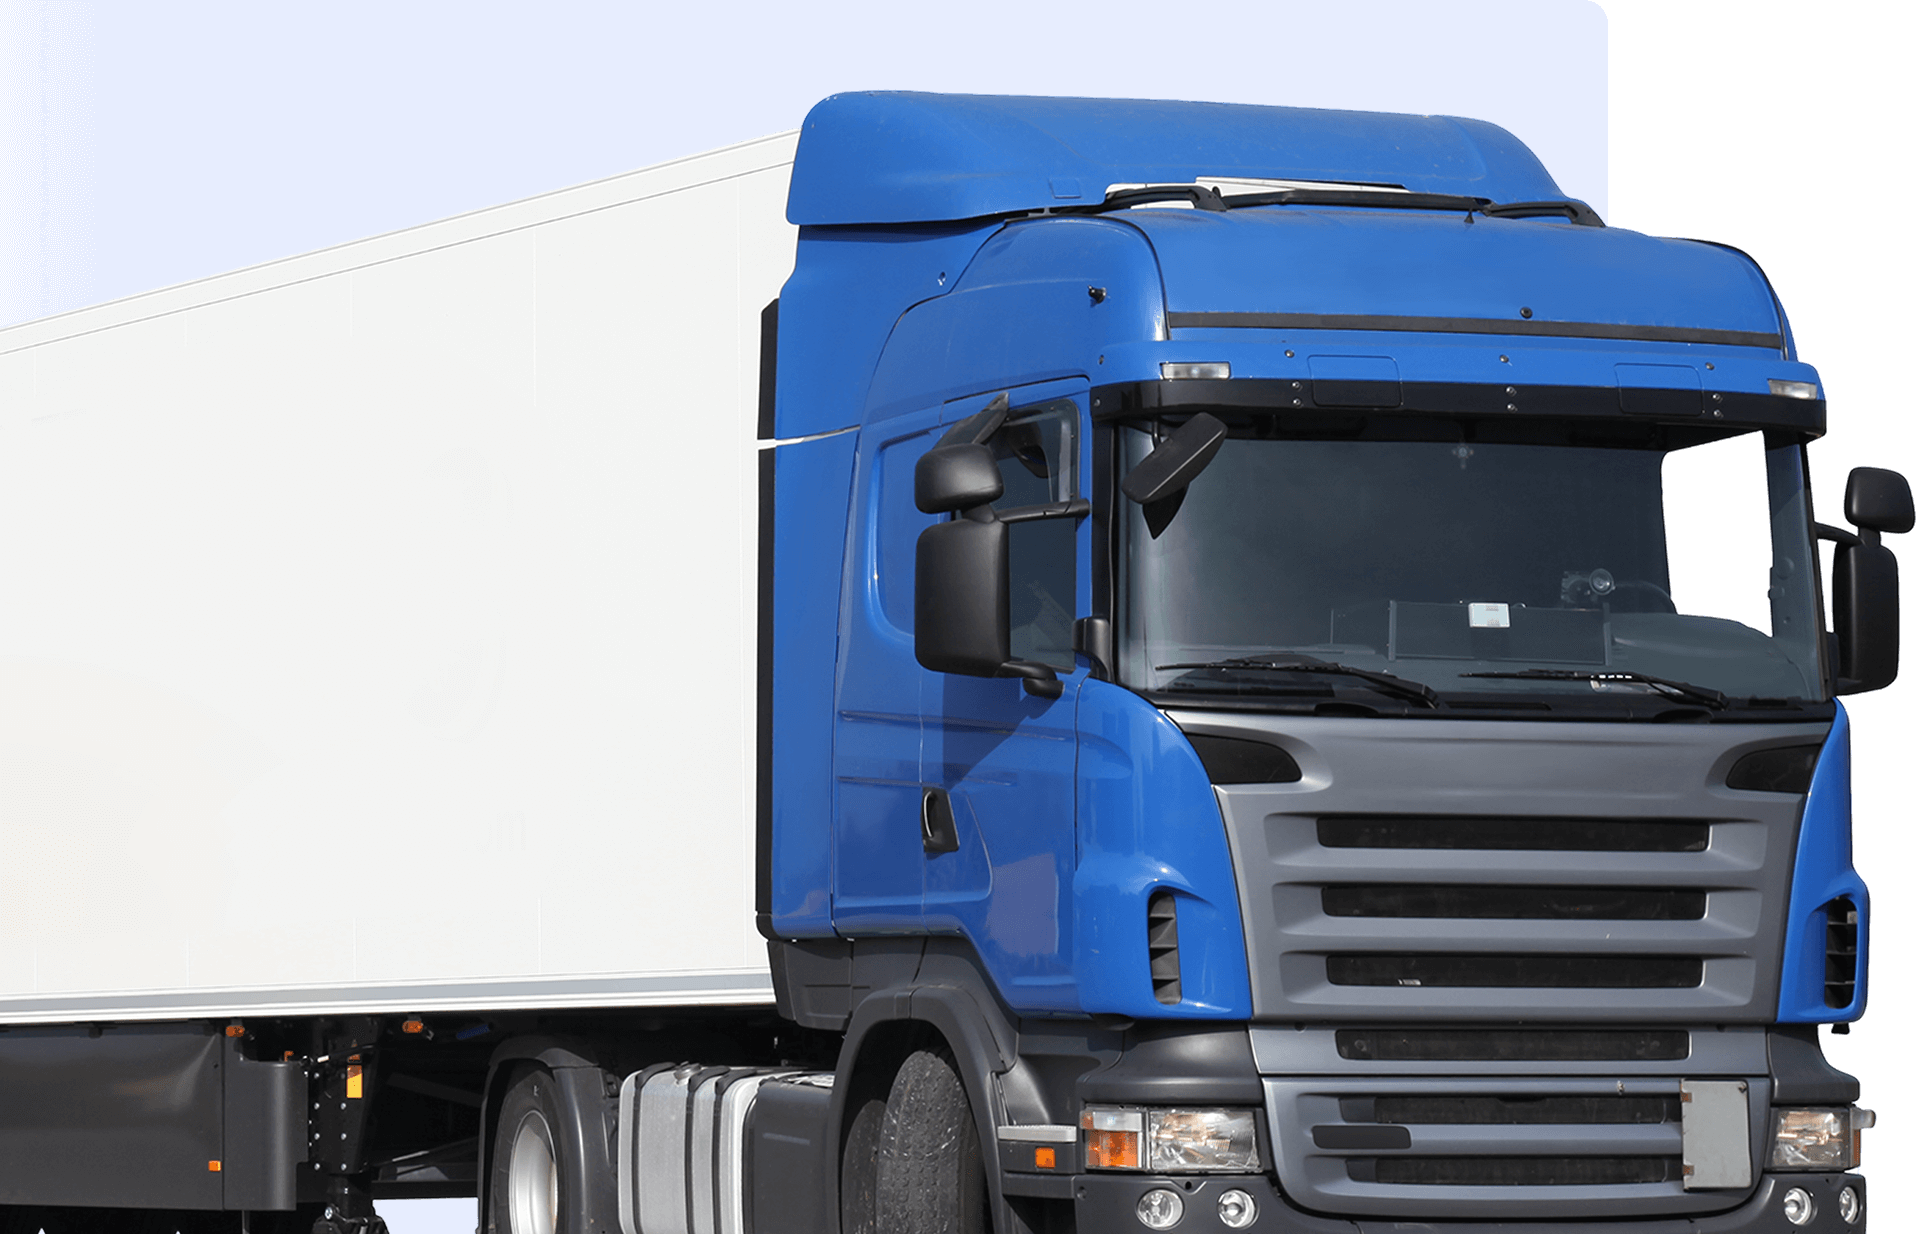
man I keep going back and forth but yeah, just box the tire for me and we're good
[840,1087,886,1234]
[873,1048,990,1234]
[490,1067,566,1234]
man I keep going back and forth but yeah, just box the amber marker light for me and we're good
[207,1161,222,1172]
[224,1024,245,1038]
[402,1018,426,1034]
[1034,1147,1056,1170]
[1081,1108,1143,1169]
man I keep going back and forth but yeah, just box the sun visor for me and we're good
[787,92,1567,226]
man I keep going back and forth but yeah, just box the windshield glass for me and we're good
[1116,414,1824,712]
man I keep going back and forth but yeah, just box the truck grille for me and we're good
[1266,1076,1759,1219]
[1357,1157,1679,1187]
[1321,884,1707,920]
[1192,713,1820,1022]
[1317,815,1709,852]
[1326,953,1702,989]
[1334,1028,1690,1062]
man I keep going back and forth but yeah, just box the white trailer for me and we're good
[0,132,795,1024]
[0,131,819,1234]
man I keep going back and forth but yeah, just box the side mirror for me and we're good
[1122,412,1227,537]
[916,517,1009,674]
[1846,467,1915,535]
[1826,467,1910,693]
[915,443,1002,514]
[911,397,1064,700]
[914,516,1062,698]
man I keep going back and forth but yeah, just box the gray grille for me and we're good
[1265,1073,1770,1220]
[1178,713,1828,1022]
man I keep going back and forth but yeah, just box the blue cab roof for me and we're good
[788,92,1569,226]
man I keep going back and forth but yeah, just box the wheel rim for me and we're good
[507,1111,559,1234]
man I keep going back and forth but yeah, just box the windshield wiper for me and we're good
[1158,655,1439,707]
[1458,669,1727,709]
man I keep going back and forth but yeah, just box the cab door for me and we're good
[921,385,1089,1010]
[830,408,943,933]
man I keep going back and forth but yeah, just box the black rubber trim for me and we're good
[1165,311,1781,350]
[754,447,776,939]
[1089,379,1826,435]
[757,298,779,442]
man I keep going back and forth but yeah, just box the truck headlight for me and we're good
[1081,1106,1261,1172]
[1770,1107,1874,1169]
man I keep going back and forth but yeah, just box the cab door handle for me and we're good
[921,787,960,854]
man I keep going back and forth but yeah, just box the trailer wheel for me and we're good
[874,1047,989,1234]
[491,1067,566,1234]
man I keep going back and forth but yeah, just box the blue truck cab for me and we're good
[761,94,1903,1232]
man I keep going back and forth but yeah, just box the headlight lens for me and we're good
[1082,1105,1260,1172]
[1770,1107,1863,1169]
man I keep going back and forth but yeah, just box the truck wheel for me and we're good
[840,1088,885,1234]
[874,1048,989,1234]
[491,1067,565,1234]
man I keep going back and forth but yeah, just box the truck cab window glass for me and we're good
[1116,417,1823,707]
[997,401,1077,671]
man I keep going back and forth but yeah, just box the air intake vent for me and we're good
[1361,1094,1681,1125]
[1351,1157,1681,1187]
[1326,954,1703,989]
[1335,1028,1689,1063]
[1824,897,1859,1009]
[1317,816,1709,853]
[1321,885,1706,921]
[1148,890,1181,1005]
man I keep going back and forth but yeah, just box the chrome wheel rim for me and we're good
[507,1111,558,1234]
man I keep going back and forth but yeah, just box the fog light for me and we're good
[1782,1187,1815,1226]
[1838,1184,1861,1224]
[1216,1188,1257,1228]
[1136,1188,1184,1229]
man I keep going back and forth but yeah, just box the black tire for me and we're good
[840,1087,886,1234]
[873,1048,990,1234]
[490,1067,567,1234]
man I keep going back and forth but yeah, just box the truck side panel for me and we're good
[0,135,798,1023]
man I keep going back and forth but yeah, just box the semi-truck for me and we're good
[0,92,1898,1234]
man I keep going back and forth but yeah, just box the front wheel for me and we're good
[491,1067,565,1234]
[874,1047,990,1234]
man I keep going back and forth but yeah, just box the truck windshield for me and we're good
[1116,414,1826,712]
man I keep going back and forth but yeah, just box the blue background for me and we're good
[0,4,1883,1222]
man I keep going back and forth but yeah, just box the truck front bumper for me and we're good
[1065,1171,1867,1232]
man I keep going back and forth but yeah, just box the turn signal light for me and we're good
[1082,1108,1143,1168]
